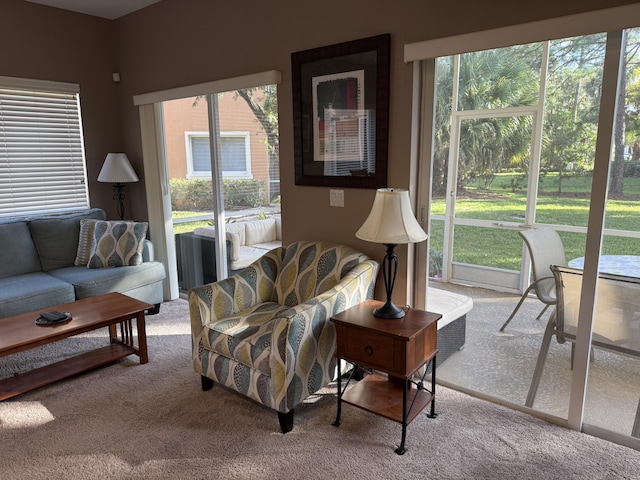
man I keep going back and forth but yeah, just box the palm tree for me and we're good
[433,47,539,195]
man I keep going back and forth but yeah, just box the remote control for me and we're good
[39,311,69,322]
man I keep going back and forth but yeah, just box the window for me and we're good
[0,76,89,218]
[186,132,251,178]
[134,70,282,299]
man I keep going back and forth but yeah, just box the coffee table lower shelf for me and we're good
[0,343,135,401]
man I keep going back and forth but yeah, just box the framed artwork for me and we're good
[292,33,390,188]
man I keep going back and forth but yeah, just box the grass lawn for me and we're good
[171,210,212,235]
[430,172,640,272]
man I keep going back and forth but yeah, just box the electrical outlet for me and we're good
[330,189,344,207]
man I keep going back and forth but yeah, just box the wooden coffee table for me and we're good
[0,292,152,401]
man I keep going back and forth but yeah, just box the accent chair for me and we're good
[188,240,379,433]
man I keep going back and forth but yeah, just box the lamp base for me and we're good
[373,300,406,319]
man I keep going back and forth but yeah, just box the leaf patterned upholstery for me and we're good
[189,240,378,420]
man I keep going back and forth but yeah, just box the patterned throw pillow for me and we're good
[87,221,148,269]
[74,218,99,266]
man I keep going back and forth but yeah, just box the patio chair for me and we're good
[526,265,640,409]
[500,228,566,332]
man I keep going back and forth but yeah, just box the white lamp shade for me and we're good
[97,153,139,184]
[356,188,427,244]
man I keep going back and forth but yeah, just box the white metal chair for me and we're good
[500,228,566,332]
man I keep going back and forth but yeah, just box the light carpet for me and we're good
[1,298,639,480]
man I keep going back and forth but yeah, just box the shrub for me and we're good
[624,161,640,178]
[170,178,267,210]
[429,248,443,278]
[223,179,266,208]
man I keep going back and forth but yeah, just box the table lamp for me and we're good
[356,188,428,319]
[97,153,139,220]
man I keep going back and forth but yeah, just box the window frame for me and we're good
[0,75,89,218]
[185,130,252,179]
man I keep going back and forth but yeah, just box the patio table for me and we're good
[568,255,640,278]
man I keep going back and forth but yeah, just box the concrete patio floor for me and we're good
[431,281,640,438]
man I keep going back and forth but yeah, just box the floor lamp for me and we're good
[97,153,139,220]
[356,188,428,319]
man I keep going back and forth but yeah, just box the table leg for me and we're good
[108,324,118,343]
[332,358,342,427]
[428,354,437,418]
[395,378,408,455]
[135,311,148,364]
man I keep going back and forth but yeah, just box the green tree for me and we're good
[433,47,539,194]
[611,30,640,197]
[542,34,605,193]
[627,65,640,149]
[195,86,278,159]
[235,85,279,159]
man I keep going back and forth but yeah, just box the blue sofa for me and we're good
[0,208,166,318]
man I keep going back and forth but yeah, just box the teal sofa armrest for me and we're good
[142,239,155,262]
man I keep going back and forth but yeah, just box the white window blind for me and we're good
[0,78,89,218]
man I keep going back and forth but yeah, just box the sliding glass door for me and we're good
[134,72,282,300]
[582,27,640,440]
[162,87,280,293]
[418,25,640,445]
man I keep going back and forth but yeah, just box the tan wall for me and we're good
[2,0,639,303]
[113,0,640,302]
[0,0,122,219]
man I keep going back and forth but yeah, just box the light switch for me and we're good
[330,189,344,207]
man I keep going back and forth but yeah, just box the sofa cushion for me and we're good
[193,219,282,269]
[226,232,241,261]
[275,217,282,240]
[49,262,166,299]
[427,287,473,328]
[88,221,148,268]
[0,272,76,318]
[28,208,106,272]
[200,302,289,375]
[74,218,99,266]
[0,221,42,279]
[244,219,277,246]
[230,246,276,271]
[225,223,246,246]
[252,241,281,252]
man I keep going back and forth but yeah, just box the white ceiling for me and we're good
[24,0,163,19]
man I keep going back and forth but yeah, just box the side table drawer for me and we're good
[346,329,394,371]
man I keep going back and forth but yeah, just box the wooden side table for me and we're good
[330,299,441,454]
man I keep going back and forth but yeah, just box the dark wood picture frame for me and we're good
[292,33,390,189]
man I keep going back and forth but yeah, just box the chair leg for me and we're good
[147,303,161,315]
[526,313,556,407]
[201,375,214,391]
[500,284,535,332]
[570,344,596,369]
[535,304,550,320]
[632,398,640,438]
[278,410,294,433]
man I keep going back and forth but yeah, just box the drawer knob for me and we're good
[364,345,374,356]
